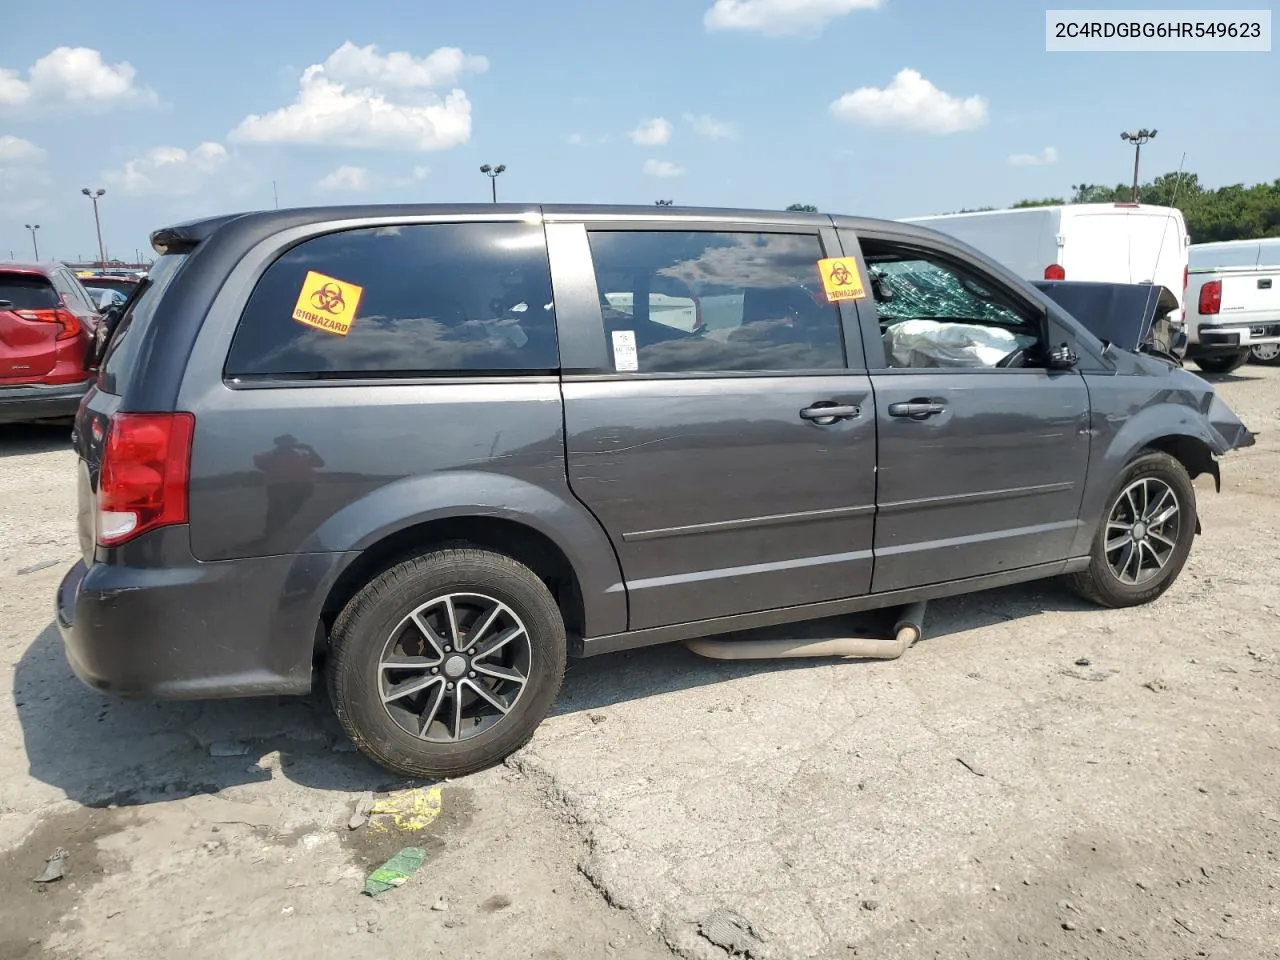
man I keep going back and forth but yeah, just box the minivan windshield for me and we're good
[99,253,188,395]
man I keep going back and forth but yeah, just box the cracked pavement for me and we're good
[2,367,1278,959]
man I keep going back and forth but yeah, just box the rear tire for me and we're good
[1194,350,1249,375]
[1066,451,1197,609]
[327,546,566,779]
[1249,343,1280,365]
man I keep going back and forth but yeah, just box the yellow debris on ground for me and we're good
[368,786,444,833]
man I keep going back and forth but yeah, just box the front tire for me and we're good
[1194,350,1249,375]
[327,546,567,779]
[1067,451,1197,609]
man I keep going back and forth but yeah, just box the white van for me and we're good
[899,203,1191,317]
[1185,237,1280,370]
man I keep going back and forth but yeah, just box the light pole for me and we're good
[81,187,107,267]
[24,224,40,260]
[479,164,506,203]
[1119,129,1157,203]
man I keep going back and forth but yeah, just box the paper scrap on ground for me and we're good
[368,785,443,833]
[361,847,427,897]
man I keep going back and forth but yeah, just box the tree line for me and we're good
[953,172,1280,242]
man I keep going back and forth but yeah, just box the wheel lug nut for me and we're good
[444,646,453,653]
[431,667,439,675]
[468,671,476,679]
[446,682,454,690]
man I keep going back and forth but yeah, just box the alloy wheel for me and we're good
[378,593,532,742]
[1104,477,1181,586]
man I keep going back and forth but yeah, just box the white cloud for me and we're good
[0,135,46,164]
[229,42,485,151]
[411,165,430,180]
[643,159,684,178]
[1009,146,1058,167]
[0,47,156,112]
[103,141,228,197]
[704,0,881,36]
[630,117,673,146]
[317,165,371,191]
[829,69,987,134]
[0,136,51,216]
[684,113,737,140]
[321,42,488,88]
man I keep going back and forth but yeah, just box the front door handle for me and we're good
[887,399,947,420]
[799,403,861,424]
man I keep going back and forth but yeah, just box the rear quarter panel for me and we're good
[175,215,628,638]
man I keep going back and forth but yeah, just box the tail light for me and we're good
[1198,279,1222,316]
[1044,264,1066,281]
[14,305,81,340]
[97,413,195,547]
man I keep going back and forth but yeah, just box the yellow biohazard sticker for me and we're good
[817,257,866,302]
[292,270,364,336]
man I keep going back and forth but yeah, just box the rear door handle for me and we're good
[887,399,947,420]
[799,403,861,423]
[1259,278,1273,289]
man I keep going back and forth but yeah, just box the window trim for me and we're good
[549,220,864,379]
[841,230,1055,374]
[220,219,561,383]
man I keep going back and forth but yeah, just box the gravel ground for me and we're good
[1,365,1277,960]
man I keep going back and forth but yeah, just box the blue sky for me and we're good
[2,0,1275,262]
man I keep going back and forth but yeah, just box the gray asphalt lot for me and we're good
[1,365,1277,959]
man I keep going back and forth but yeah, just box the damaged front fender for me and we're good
[1204,392,1257,455]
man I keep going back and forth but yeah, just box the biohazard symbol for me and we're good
[310,282,346,315]
[816,257,866,303]
[292,270,364,336]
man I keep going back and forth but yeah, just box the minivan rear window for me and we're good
[99,253,189,395]
[224,222,558,379]
[0,274,58,310]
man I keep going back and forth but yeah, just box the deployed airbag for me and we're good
[883,320,1037,368]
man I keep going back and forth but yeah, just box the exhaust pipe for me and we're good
[683,601,927,661]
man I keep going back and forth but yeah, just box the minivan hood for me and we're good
[1034,279,1178,354]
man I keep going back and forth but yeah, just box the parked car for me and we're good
[898,203,1191,336]
[1184,237,1280,371]
[1,261,101,424]
[57,205,1254,779]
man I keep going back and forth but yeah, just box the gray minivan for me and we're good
[57,204,1255,779]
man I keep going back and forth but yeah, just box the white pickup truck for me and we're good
[1185,237,1280,373]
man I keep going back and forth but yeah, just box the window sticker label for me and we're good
[817,257,867,302]
[611,329,639,371]
[292,270,364,336]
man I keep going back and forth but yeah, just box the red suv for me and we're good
[0,262,101,424]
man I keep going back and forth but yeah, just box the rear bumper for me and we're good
[1190,322,1280,354]
[56,541,355,699]
[0,379,91,424]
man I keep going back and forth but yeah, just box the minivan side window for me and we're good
[585,230,845,374]
[860,241,1042,370]
[225,222,558,378]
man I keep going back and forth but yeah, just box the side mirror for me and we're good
[1046,342,1079,370]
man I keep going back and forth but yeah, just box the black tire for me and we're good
[1066,451,1197,609]
[1194,351,1249,375]
[327,546,566,779]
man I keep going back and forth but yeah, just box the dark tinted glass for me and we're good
[226,222,558,378]
[100,253,189,395]
[585,230,844,374]
[0,275,58,309]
